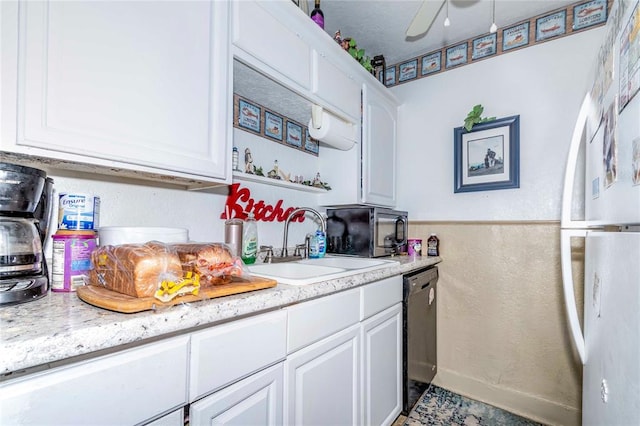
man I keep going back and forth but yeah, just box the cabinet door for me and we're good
[285,324,360,426]
[190,363,284,426]
[4,0,230,181]
[312,50,361,122]
[232,1,311,91]
[361,304,403,426]
[362,83,398,206]
[0,336,189,425]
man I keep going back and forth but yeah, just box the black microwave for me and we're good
[325,207,408,257]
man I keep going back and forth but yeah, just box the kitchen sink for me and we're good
[297,257,394,269]
[247,256,399,285]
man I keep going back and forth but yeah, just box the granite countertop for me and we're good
[0,256,440,378]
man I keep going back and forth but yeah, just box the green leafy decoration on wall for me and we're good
[464,104,496,132]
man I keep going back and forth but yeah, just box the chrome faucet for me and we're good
[281,207,326,258]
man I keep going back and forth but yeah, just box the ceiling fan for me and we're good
[405,0,446,37]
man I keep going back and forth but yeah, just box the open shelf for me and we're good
[233,171,328,193]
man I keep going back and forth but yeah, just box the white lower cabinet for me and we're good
[285,324,361,426]
[0,276,404,426]
[0,336,190,425]
[190,363,284,425]
[283,275,402,426]
[361,304,403,426]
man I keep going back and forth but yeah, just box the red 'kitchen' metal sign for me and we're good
[221,183,305,223]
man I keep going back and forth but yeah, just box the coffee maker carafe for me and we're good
[0,162,53,305]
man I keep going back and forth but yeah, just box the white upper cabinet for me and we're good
[0,1,232,185]
[362,82,398,206]
[232,1,311,92]
[312,50,361,122]
[230,0,399,205]
[231,0,361,125]
[318,81,398,208]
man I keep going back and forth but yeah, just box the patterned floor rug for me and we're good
[404,385,545,426]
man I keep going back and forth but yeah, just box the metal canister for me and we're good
[224,218,243,258]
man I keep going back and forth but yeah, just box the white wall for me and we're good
[393,28,605,221]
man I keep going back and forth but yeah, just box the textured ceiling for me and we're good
[309,0,577,65]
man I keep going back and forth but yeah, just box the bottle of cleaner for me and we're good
[309,229,326,259]
[242,213,258,264]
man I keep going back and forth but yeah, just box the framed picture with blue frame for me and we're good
[454,115,520,193]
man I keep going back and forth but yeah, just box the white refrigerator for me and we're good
[561,0,640,424]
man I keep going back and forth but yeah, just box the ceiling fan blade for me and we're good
[405,0,446,37]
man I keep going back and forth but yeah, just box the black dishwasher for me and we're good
[402,266,438,415]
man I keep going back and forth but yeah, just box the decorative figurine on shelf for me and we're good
[333,30,342,45]
[244,148,254,174]
[267,160,282,180]
[232,147,239,171]
[301,173,331,190]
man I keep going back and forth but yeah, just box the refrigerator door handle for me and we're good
[560,229,586,365]
[561,92,591,229]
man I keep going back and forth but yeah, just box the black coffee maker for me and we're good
[0,162,54,305]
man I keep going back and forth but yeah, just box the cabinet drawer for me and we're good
[313,51,361,121]
[287,287,360,353]
[232,1,311,89]
[189,310,287,401]
[361,275,403,320]
[0,336,189,425]
[190,363,283,425]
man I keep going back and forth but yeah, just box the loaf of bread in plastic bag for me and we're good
[88,242,183,298]
[171,243,243,286]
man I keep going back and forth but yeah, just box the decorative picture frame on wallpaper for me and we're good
[385,66,396,86]
[286,121,303,148]
[502,22,530,51]
[304,129,319,155]
[535,10,566,41]
[264,111,283,141]
[421,51,441,75]
[398,59,418,82]
[238,99,261,133]
[454,115,520,193]
[446,43,468,68]
[472,33,497,60]
[573,0,608,31]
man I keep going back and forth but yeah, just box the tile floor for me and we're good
[395,385,545,426]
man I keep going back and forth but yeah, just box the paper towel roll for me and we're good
[308,110,356,151]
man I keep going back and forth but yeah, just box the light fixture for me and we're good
[489,0,497,33]
[444,0,450,27]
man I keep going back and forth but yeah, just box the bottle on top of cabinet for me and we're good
[310,0,324,29]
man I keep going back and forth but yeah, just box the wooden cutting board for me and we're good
[76,276,277,314]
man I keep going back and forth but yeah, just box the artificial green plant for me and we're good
[347,39,373,73]
[464,104,496,131]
